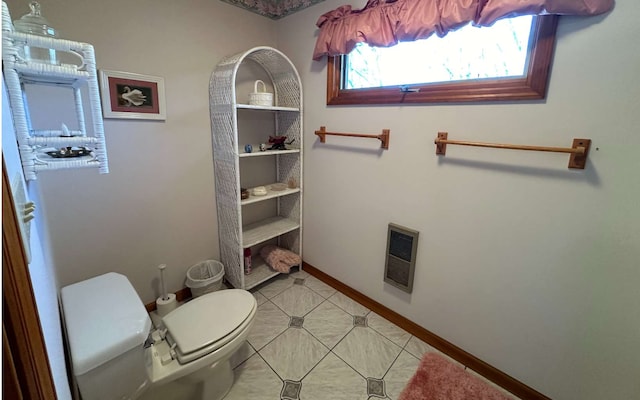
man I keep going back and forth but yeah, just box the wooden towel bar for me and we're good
[315,126,390,149]
[434,132,591,169]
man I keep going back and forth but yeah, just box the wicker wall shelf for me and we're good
[210,46,303,290]
[2,3,108,181]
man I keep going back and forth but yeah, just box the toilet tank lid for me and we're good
[61,272,152,376]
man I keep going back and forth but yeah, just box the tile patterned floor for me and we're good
[223,268,518,400]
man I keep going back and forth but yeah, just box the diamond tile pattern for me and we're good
[289,316,304,328]
[367,377,386,398]
[179,272,519,400]
[259,328,329,381]
[246,301,290,350]
[333,326,402,378]
[281,380,302,400]
[353,315,368,327]
[303,301,353,349]
[271,284,324,316]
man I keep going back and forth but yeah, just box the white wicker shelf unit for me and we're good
[209,46,303,290]
[1,2,108,180]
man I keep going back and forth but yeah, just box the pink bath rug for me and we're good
[398,352,513,400]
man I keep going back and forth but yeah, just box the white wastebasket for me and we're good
[186,260,225,297]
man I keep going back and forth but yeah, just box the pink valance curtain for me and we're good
[313,0,614,60]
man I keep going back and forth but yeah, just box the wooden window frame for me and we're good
[326,15,559,105]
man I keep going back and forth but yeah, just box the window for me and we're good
[327,15,558,105]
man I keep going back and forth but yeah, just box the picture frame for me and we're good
[99,70,166,120]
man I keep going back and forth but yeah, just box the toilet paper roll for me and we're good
[156,293,177,317]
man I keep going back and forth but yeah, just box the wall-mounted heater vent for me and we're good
[384,223,419,293]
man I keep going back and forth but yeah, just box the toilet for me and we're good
[60,272,257,400]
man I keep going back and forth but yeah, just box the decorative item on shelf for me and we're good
[244,144,253,153]
[13,1,59,65]
[259,143,267,151]
[45,147,91,158]
[268,135,295,150]
[252,186,267,196]
[243,248,252,275]
[240,188,249,200]
[46,123,91,158]
[248,80,273,106]
[270,183,287,191]
[59,123,73,137]
[287,177,297,189]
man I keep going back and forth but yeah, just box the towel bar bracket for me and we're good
[436,132,448,155]
[568,138,591,169]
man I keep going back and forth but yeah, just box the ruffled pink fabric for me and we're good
[313,0,614,60]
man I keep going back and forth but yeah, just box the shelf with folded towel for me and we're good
[244,256,280,290]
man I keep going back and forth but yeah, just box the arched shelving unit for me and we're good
[210,46,303,289]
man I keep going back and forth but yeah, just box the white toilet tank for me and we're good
[61,272,153,400]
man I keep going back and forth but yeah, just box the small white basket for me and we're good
[186,260,225,297]
[248,80,273,106]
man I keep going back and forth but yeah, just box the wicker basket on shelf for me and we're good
[248,79,273,106]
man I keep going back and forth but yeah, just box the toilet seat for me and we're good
[162,289,256,364]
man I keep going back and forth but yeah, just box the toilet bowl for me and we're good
[61,272,257,400]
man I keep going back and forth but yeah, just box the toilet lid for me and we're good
[162,289,255,357]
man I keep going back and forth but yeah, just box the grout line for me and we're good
[248,298,293,352]
[366,314,413,350]
[232,342,258,371]
[254,350,286,384]
[381,347,404,380]
[327,346,370,382]
[296,348,333,382]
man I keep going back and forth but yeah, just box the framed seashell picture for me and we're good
[99,70,166,120]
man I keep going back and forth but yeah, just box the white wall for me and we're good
[4,0,278,303]
[276,1,640,399]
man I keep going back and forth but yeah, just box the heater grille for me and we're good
[384,224,418,293]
